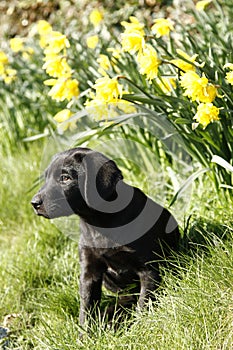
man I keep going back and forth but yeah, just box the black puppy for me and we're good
[31,147,179,325]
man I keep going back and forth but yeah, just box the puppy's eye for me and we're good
[59,174,72,184]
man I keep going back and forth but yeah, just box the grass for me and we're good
[0,142,233,349]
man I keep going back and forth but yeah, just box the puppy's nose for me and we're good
[31,196,43,210]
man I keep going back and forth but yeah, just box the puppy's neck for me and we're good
[78,181,147,228]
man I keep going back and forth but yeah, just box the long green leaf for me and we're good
[169,168,210,207]
[211,155,233,173]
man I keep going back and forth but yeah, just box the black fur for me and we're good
[31,147,180,325]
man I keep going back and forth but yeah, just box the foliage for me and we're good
[0,1,138,153]
[72,0,233,187]
[0,145,233,349]
[1,0,232,189]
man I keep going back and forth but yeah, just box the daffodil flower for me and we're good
[180,71,217,103]
[86,35,99,49]
[113,100,136,114]
[121,16,145,35]
[0,51,9,65]
[151,18,174,38]
[37,20,53,36]
[3,68,17,84]
[225,71,233,85]
[93,76,123,103]
[53,109,78,132]
[171,49,201,72]
[194,103,220,128]
[44,31,70,55]
[44,77,79,101]
[43,54,72,78]
[107,47,122,60]
[85,98,109,120]
[10,38,24,53]
[137,44,161,81]
[89,9,103,27]
[54,109,72,123]
[121,31,145,54]
[223,63,233,85]
[97,54,111,72]
[0,51,8,75]
[196,0,212,11]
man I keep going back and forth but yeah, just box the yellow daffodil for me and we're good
[196,0,212,11]
[137,44,160,81]
[85,90,136,120]
[53,109,73,131]
[114,100,136,114]
[54,109,72,123]
[0,51,8,75]
[107,47,121,60]
[225,71,233,85]
[86,98,135,120]
[37,20,52,36]
[224,63,233,70]
[121,16,145,54]
[97,54,111,71]
[3,68,17,84]
[85,98,109,120]
[89,9,103,27]
[224,63,233,85]
[151,18,174,38]
[121,31,145,54]
[38,27,55,49]
[121,16,145,35]
[180,71,217,103]
[10,38,24,52]
[0,48,18,84]
[0,63,5,75]
[201,84,218,102]
[22,47,34,60]
[43,54,72,78]
[0,51,9,65]
[93,76,123,103]
[44,31,70,54]
[171,49,199,72]
[194,103,220,128]
[54,109,77,132]
[86,35,99,49]
[39,36,49,49]
[44,77,79,101]
[105,105,119,119]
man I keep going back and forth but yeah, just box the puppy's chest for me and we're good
[101,248,139,272]
[80,220,141,271]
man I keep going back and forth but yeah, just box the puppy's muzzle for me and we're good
[31,194,43,211]
[31,194,49,218]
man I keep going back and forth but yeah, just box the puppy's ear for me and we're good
[76,151,123,209]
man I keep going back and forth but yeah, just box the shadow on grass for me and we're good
[180,215,231,254]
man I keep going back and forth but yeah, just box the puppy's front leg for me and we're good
[137,268,161,309]
[79,247,106,326]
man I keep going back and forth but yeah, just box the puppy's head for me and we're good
[31,148,123,219]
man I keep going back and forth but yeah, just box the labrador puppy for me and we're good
[31,147,180,325]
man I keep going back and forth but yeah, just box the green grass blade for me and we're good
[169,168,210,207]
